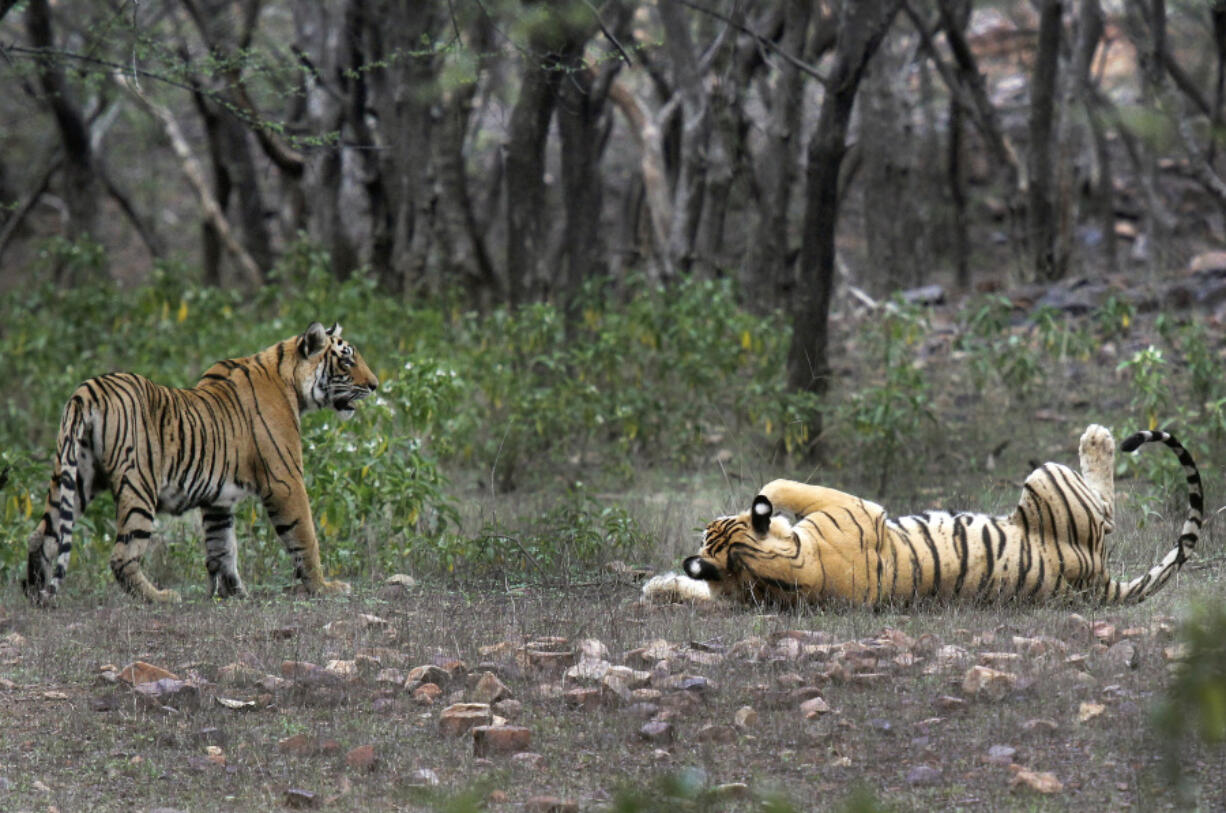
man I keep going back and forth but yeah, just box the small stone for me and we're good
[1091,620,1118,645]
[118,661,177,685]
[962,666,1017,701]
[624,702,660,719]
[412,683,443,705]
[577,639,609,661]
[470,671,510,704]
[986,745,1016,764]
[472,725,532,757]
[1010,767,1063,794]
[404,768,439,787]
[438,702,492,737]
[1104,640,1139,670]
[345,744,378,772]
[492,698,522,719]
[375,668,406,686]
[934,695,966,711]
[1077,702,1105,723]
[510,751,547,771]
[564,687,606,710]
[733,706,758,730]
[132,678,201,711]
[405,665,452,689]
[907,765,942,786]
[639,720,674,744]
[278,733,318,757]
[284,788,320,809]
[800,696,831,717]
[281,661,343,687]
[385,573,417,588]
[204,745,226,766]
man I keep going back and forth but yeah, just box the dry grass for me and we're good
[0,494,1221,812]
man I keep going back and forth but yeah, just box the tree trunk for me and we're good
[26,0,102,283]
[1028,0,1064,282]
[786,0,903,448]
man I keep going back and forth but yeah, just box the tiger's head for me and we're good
[297,321,378,420]
[683,495,806,603]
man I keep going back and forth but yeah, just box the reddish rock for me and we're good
[405,665,452,689]
[345,744,378,772]
[472,725,532,757]
[413,683,443,705]
[439,702,492,737]
[118,661,177,685]
[470,671,511,704]
[278,733,318,757]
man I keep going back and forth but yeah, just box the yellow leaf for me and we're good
[361,465,370,479]
[1121,313,1131,329]
[740,330,752,350]
[176,299,188,323]
[407,507,419,525]
[1148,412,1158,431]
[23,491,33,519]
[765,418,773,436]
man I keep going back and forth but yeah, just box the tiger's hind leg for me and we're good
[201,505,247,598]
[25,448,100,603]
[109,492,180,603]
[1079,424,1116,532]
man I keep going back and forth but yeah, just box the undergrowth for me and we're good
[1,238,1223,593]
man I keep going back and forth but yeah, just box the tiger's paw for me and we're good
[1079,424,1115,468]
[148,588,182,604]
[641,572,715,604]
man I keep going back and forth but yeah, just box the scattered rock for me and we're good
[404,768,439,787]
[278,733,319,757]
[281,661,343,687]
[284,788,320,809]
[132,678,202,711]
[472,725,532,757]
[438,703,492,737]
[906,764,943,786]
[986,745,1016,765]
[1103,640,1139,671]
[405,665,452,690]
[493,698,522,719]
[733,706,758,730]
[518,639,576,675]
[384,573,417,589]
[345,744,378,772]
[961,666,1017,701]
[412,683,443,705]
[217,662,262,687]
[638,720,674,745]
[1010,767,1063,794]
[800,696,831,718]
[470,671,511,704]
[934,695,966,711]
[510,751,547,771]
[1077,702,1105,723]
[118,661,177,686]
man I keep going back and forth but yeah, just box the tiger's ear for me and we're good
[300,322,329,358]
[326,322,342,338]
[751,495,772,535]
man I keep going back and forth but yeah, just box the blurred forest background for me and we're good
[4,0,1226,585]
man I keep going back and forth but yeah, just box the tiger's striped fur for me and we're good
[644,425,1203,607]
[23,322,377,604]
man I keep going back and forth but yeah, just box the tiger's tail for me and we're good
[1101,429,1203,604]
[24,395,87,603]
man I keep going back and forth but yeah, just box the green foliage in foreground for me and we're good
[1155,601,1226,783]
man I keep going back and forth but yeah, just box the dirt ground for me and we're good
[0,538,1221,813]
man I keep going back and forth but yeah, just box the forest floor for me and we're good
[0,500,1221,812]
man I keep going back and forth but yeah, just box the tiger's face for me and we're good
[298,322,378,419]
[683,495,802,600]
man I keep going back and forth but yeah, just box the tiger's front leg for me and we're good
[263,484,350,596]
[201,505,248,598]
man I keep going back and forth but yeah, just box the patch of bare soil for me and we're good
[0,575,1220,811]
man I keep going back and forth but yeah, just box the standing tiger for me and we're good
[23,322,378,604]
[644,425,1204,607]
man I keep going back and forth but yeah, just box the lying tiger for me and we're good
[644,425,1203,607]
